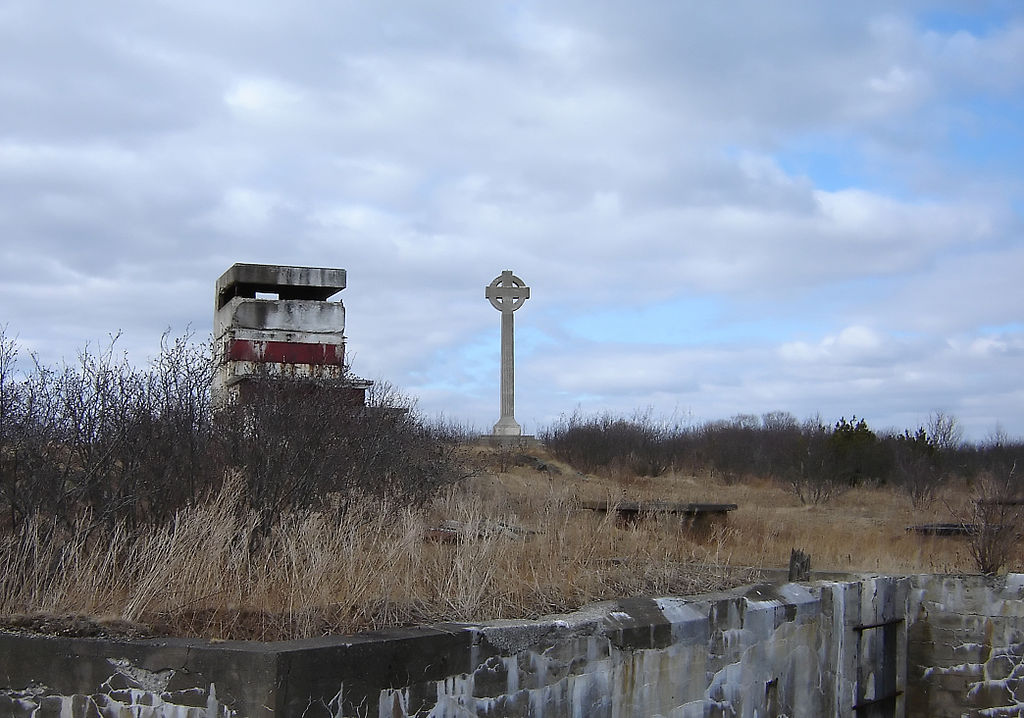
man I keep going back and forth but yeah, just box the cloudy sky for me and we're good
[1,2,1021,440]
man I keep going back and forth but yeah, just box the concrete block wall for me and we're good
[906,573,1024,717]
[4,574,1022,717]
[1,577,916,718]
[381,583,858,718]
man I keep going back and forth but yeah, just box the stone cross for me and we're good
[485,270,530,436]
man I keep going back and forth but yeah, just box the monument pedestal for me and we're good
[492,416,522,436]
[479,433,541,450]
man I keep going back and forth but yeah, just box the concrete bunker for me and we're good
[212,263,371,406]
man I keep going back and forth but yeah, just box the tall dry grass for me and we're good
[545,458,1020,577]
[3,445,1016,642]
[0,473,753,641]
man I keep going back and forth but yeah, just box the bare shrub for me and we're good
[543,409,902,504]
[889,427,942,506]
[0,327,463,546]
[0,325,477,638]
[211,374,466,545]
[541,409,678,478]
[0,330,217,536]
[926,410,963,452]
[699,415,760,484]
[957,429,1024,575]
[0,329,22,528]
[964,466,1021,575]
[785,418,845,504]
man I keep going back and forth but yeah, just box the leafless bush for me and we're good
[543,409,850,501]
[541,410,681,478]
[0,329,21,527]
[543,410,915,504]
[0,330,218,537]
[698,415,760,484]
[926,410,963,452]
[963,465,1021,575]
[888,427,942,506]
[783,418,845,504]
[0,327,464,547]
[213,375,466,544]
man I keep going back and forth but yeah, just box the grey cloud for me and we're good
[0,1,1020,440]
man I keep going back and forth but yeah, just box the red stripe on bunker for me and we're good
[228,340,344,365]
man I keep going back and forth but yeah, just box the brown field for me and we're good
[0,443,1018,641]
[526,450,990,576]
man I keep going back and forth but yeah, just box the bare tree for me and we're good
[926,410,963,452]
[890,428,941,506]
[786,417,844,504]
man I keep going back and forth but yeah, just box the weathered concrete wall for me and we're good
[393,578,908,718]
[220,298,348,341]
[0,576,918,718]
[4,574,1021,717]
[0,624,478,718]
[906,573,1024,717]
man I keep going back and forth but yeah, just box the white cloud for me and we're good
[224,78,303,116]
[779,326,887,364]
[0,1,1021,439]
[867,65,919,95]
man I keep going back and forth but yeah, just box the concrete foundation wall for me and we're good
[1,574,1020,718]
[906,573,1024,717]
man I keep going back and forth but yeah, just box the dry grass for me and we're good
[0,465,749,641]
[720,481,979,574]
[538,452,1010,576]
[1,444,1017,641]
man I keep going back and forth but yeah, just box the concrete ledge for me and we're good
[216,264,347,303]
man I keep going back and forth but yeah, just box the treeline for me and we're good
[542,410,1022,504]
[0,329,464,543]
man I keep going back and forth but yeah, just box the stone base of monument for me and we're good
[479,434,542,450]
[491,417,522,436]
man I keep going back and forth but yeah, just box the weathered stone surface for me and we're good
[907,573,1024,718]
[5,574,1023,718]
[0,634,274,717]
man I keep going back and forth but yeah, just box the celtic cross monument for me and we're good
[485,270,530,436]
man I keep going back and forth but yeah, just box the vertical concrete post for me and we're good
[485,270,530,436]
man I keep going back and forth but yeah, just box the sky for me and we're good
[1,1,1022,441]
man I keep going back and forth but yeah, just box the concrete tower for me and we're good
[212,263,371,405]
